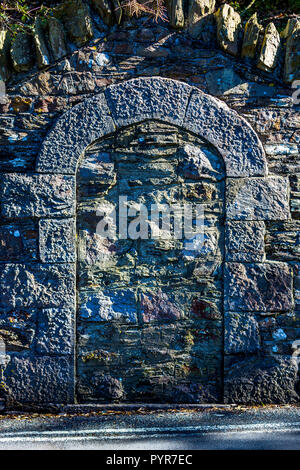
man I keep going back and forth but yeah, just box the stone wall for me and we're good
[0,1,299,407]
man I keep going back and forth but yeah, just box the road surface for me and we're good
[0,406,300,450]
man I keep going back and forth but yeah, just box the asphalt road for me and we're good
[0,406,300,450]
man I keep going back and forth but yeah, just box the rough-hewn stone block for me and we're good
[188,0,216,40]
[36,94,115,174]
[183,89,267,177]
[6,356,74,404]
[0,264,75,309]
[224,356,299,404]
[215,4,241,57]
[226,177,289,220]
[241,13,262,59]
[36,308,75,355]
[1,174,75,218]
[39,218,75,263]
[225,221,265,261]
[284,20,300,83]
[105,77,191,128]
[224,312,260,354]
[224,262,293,312]
[257,23,280,72]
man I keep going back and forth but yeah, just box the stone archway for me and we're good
[2,77,292,405]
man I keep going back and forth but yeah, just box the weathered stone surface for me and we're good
[215,4,241,57]
[168,0,185,29]
[224,262,293,312]
[189,10,215,42]
[224,356,299,404]
[257,23,280,72]
[0,30,11,81]
[0,308,36,351]
[241,13,262,59]
[0,264,75,309]
[10,33,34,73]
[225,221,265,262]
[141,290,182,322]
[226,177,289,220]
[1,174,75,218]
[179,143,224,180]
[36,308,74,355]
[93,0,115,26]
[39,219,75,263]
[0,222,38,262]
[48,17,68,61]
[36,94,115,174]
[284,20,300,83]
[265,221,300,261]
[6,356,74,404]
[105,77,191,128]
[55,0,93,47]
[34,17,51,69]
[188,0,215,37]
[184,88,267,176]
[224,312,260,354]
[205,67,243,96]
[77,151,116,191]
[79,290,137,323]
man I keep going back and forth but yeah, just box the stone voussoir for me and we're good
[105,77,192,128]
[36,93,115,174]
[183,88,267,177]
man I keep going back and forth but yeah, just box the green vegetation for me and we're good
[227,0,300,18]
[0,1,57,35]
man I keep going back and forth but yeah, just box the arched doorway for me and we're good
[76,120,226,403]
[30,76,289,405]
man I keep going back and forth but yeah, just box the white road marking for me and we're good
[0,421,300,442]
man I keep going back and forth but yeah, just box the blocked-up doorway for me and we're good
[76,120,225,403]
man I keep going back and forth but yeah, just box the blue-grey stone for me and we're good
[36,308,75,355]
[1,174,75,218]
[79,289,137,323]
[105,77,191,128]
[226,177,290,220]
[224,262,293,312]
[225,312,260,354]
[225,221,265,262]
[39,218,76,263]
[0,263,75,309]
[183,88,267,176]
[36,94,115,174]
[5,355,74,404]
